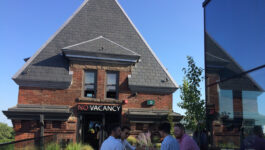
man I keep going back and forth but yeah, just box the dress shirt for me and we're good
[101,136,123,150]
[161,135,180,150]
[119,139,136,150]
[178,134,199,150]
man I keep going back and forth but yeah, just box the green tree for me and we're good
[178,56,205,131]
[167,110,174,135]
[0,122,14,143]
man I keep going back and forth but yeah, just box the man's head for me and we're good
[110,124,121,138]
[174,123,185,139]
[121,126,131,140]
[158,123,171,138]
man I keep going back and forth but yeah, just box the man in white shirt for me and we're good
[100,124,123,150]
[159,123,180,150]
[120,126,136,150]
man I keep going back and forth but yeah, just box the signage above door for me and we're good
[77,104,121,112]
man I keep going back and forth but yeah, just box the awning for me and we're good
[3,104,71,121]
[126,109,182,123]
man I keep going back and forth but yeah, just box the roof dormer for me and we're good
[62,36,140,65]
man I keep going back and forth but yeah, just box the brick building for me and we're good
[3,0,180,148]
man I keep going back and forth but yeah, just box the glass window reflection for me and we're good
[205,0,265,148]
[206,0,265,71]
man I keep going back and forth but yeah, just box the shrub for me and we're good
[0,123,14,143]
[66,143,94,150]
[66,143,82,150]
[46,143,60,150]
[0,144,14,150]
[154,143,161,149]
[22,145,38,150]
[151,135,161,143]
[127,136,137,145]
[81,145,94,150]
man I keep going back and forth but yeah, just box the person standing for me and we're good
[159,123,180,150]
[100,124,123,150]
[174,123,199,150]
[120,126,136,150]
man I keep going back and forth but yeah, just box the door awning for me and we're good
[126,109,182,123]
[3,104,71,121]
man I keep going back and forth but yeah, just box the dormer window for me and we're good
[106,72,118,99]
[84,70,96,98]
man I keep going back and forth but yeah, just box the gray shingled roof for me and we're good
[13,0,178,93]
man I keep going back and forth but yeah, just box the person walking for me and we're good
[100,124,123,150]
[174,123,199,150]
[159,123,180,150]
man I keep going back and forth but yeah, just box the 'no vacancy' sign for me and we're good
[77,104,121,112]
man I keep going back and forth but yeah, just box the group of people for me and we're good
[100,123,200,150]
[159,123,200,150]
[100,124,136,150]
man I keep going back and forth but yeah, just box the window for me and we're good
[106,72,118,99]
[84,71,96,98]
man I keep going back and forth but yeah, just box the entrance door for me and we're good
[80,112,121,149]
[82,114,103,150]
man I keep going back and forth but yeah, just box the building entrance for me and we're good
[82,114,103,149]
[77,104,122,149]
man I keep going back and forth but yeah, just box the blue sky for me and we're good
[0,0,205,126]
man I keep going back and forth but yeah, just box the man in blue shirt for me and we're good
[101,124,123,150]
[119,126,136,150]
[159,123,180,150]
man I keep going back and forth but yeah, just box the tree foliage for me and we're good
[167,110,174,135]
[178,56,205,130]
[0,122,14,143]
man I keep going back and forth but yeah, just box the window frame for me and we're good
[105,71,119,99]
[83,70,97,98]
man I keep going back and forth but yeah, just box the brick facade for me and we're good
[14,62,173,142]
[18,63,172,109]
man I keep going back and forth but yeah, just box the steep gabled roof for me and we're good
[13,0,178,93]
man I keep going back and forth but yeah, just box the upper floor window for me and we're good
[106,72,118,99]
[84,70,96,98]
